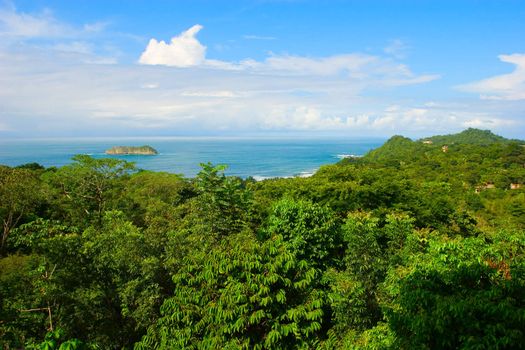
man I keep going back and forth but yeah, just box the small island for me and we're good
[105,145,158,155]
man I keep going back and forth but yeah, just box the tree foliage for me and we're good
[137,232,329,349]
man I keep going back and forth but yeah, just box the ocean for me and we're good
[0,137,384,179]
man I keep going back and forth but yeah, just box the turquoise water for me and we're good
[0,137,384,178]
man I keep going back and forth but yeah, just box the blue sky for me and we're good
[0,0,524,138]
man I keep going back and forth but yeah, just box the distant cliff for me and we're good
[105,145,158,155]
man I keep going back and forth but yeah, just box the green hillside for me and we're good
[421,128,512,146]
[364,135,418,163]
[361,128,523,168]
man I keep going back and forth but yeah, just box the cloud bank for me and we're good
[0,14,523,138]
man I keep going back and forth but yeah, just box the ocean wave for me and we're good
[252,175,271,181]
[252,175,294,181]
[252,169,316,181]
[335,154,362,159]
[296,171,315,178]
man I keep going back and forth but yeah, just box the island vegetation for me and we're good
[105,145,158,155]
[1,128,524,349]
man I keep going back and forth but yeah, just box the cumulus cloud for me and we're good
[139,24,206,67]
[459,54,525,100]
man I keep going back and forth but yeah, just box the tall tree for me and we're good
[0,166,42,253]
[48,155,135,226]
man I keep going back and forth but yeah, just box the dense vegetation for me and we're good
[1,128,524,349]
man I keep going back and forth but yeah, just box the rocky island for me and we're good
[105,145,158,155]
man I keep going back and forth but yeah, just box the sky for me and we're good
[0,0,524,139]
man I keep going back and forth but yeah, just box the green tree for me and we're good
[82,211,169,335]
[0,254,45,347]
[25,328,96,350]
[263,199,341,269]
[5,214,160,349]
[189,163,252,236]
[0,166,43,253]
[386,230,525,349]
[47,155,135,226]
[339,213,414,329]
[136,232,329,349]
[122,171,194,228]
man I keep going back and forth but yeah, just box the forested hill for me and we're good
[1,129,524,349]
[363,128,524,166]
[422,127,514,146]
[363,135,417,162]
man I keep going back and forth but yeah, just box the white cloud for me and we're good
[141,83,159,89]
[0,121,9,131]
[138,25,439,89]
[139,24,206,67]
[0,4,120,65]
[83,56,118,65]
[181,90,240,98]
[261,104,521,135]
[462,117,516,128]
[0,5,69,38]
[256,104,472,133]
[83,21,108,33]
[53,41,92,54]
[459,54,525,100]
[262,54,377,76]
[0,4,114,41]
[364,104,523,136]
[260,107,374,131]
[384,39,409,59]
[261,107,326,130]
[243,34,276,40]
